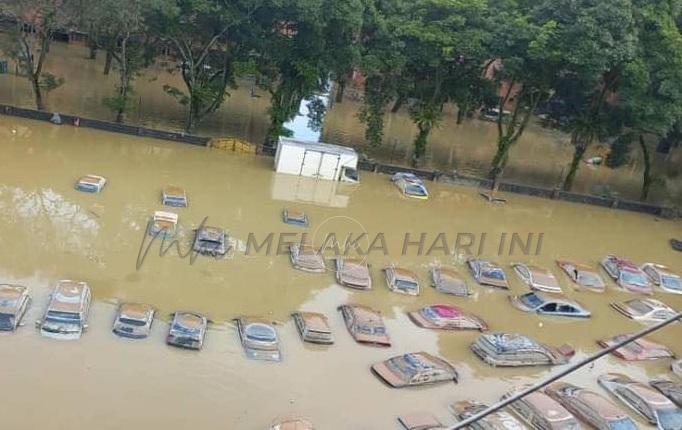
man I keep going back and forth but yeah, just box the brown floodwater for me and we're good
[0,115,681,429]
[0,38,680,206]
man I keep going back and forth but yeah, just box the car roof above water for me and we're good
[48,281,89,313]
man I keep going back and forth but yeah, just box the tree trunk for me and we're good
[562,133,587,191]
[335,78,345,104]
[185,99,195,133]
[391,95,405,113]
[412,124,431,166]
[639,134,652,201]
[31,74,44,110]
[489,137,511,180]
[104,48,113,75]
[88,42,97,60]
[456,107,466,124]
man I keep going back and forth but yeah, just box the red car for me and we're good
[597,334,674,361]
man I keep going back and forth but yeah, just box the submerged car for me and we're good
[335,258,372,290]
[398,412,446,430]
[601,255,652,294]
[556,260,606,292]
[642,263,682,295]
[502,388,582,430]
[509,292,591,318]
[269,418,315,430]
[148,210,178,238]
[597,334,674,361]
[75,174,106,193]
[162,185,188,207]
[166,311,207,350]
[408,304,488,331]
[112,303,155,339]
[392,172,429,200]
[289,243,326,273]
[282,208,309,227]
[468,259,509,289]
[471,332,573,367]
[450,400,529,430]
[430,266,470,297]
[650,379,682,408]
[674,360,682,377]
[610,298,677,323]
[512,263,563,294]
[338,304,390,347]
[36,280,91,340]
[192,226,227,256]
[235,316,281,361]
[545,381,638,430]
[292,311,333,345]
[598,373,682,430]
[371,351,458,388]
[0,284,31,332]
[384,266,420,296]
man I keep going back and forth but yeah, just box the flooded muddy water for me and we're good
[0,39,680,205]
[0,115,681,429]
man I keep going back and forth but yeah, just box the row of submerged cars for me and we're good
[5,281,680,430]
[395,374,682,430]
[46,174,679,429]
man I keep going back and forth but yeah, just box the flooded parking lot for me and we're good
[0,115,680,429]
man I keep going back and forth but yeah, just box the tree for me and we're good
[149,0,260,132]
[253,0,364,146]
[357,0,406,147]
[83,0,156,123]
[535,0,638,191]
[610,0,682,200]
[0,0,68,110]
[486,1,557,181]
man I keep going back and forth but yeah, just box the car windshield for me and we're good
[483,268,505,280]
[606,417,638,430]
[173,322,200,335]
[246,324,276,342]
[655,408,682,430]
[621,270,648,286]
[356,324,385,335]
[661,276,682,291]
[520,293,544,308]
[405,184,427,196]
[0,313,14,330]
[626,300,653,314]
[119,317,146,326]
[395,279,418,291]
[46,310,81,322]
[577,272,604,287]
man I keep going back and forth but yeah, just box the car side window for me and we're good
[516,266,529,280]
[541,303,557,312]
[558,304,577,313]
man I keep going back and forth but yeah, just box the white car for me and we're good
[642,263,682,295]
[391,172,429,200]
[75,174,107,193]
[610,298,677,323]
[512,263,562,294]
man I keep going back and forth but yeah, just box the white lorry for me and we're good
[274,137,359,183]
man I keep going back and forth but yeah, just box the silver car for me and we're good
[36,280,91,340]
[598,373,682,430]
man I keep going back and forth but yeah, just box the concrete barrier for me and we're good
[0,104,209,146]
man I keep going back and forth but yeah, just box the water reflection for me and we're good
[270,173,354,208]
